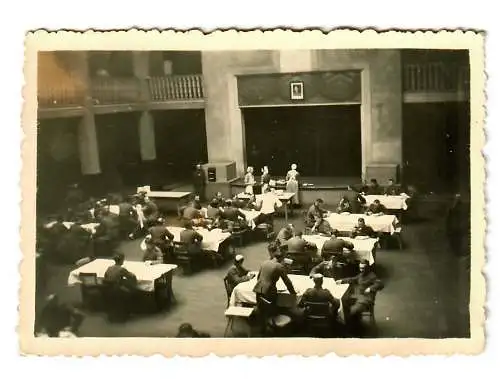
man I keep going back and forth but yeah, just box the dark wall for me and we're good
[149,51,203,76]
[37,118,82,212]
[244,105,361,177]
[88,51,134,77]
[94,112,141,190]
[153,109,208,181]
[402,102,470,193]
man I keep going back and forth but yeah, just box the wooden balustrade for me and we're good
[147,75,204,101]
[403,63,469,93]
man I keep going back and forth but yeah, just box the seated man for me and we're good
[205,199,223,229]
[321,230,355,258]
[117,196,138,237]
[299,274,341,317]
[384,178,401,196]
[351,218,376,238]
[276,223,294,246]
[336,259,384,326]
[221,199,247,231]
[212,192,226,208]
[366,199,387,216]
[336,195,352,213]
[253,187,282,227]
[224,254,256,294]
[365,178,383,195]
[286,230,316,257]
[343,185,366,213]
[142,237,164,264]
[148,218,175,261]
[103,253,138,322]
[305,199,333,235]
[190,195,203,210]
[179,219,204,255]
[142,196,160,227]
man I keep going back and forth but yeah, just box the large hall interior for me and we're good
[34,48,472,339]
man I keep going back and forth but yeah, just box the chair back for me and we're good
[223,277,232,307]
[285,253,311,275]
[79,272,98,286]
[303,301,331,318]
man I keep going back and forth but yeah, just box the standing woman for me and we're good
[286,163,301,207]
[260,165,271,194]
[244,166,256,194]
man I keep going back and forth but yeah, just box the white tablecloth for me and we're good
[201,207,261,229]
[67,259,177,292]
[237,192,295,202]
[302,235,378,265]
[363,195,409,210]
[325,213,398,234]
[141,226,231,252]
[230,273,349,321]
[44,221,100,234]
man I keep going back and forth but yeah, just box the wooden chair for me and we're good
[303,301,335,337]
[285,253,312,275]
[78,272,102,310]
[393,226,403,250]
[172,242,197,274]
[223,277,232,307]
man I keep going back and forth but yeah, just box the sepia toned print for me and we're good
[20,29,485,356]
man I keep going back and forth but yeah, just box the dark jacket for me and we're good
[286,236,315,255]
[368,203,387,214]
[148,225,174,245]
[322,237,354,255]
[225,264,250,293]
[305,205,325,227]
[339,271,384,305]
[351,224,376,238]
[299,287,340,313]
[183,206,202,220]
[253,258,296,299]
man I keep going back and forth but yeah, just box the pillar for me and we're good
[74,51,101,175]
[133,51,156,161]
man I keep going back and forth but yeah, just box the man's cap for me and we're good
[312,273,323,280]
[235,254,244,262]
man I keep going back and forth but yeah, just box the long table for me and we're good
[141,226,231,253]
[143,191,192,213]
[325,213,399,234]
[68,258,178,311]
[229,273,350,322]
[236,191,296,223]
[302,234,378,265]
[68,258,177,292]
[363,194,410,211]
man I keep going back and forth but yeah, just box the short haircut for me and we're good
[184,219,193,228]
[358,217,365,223]
[210,199,219,208]
[316,198,324,203]
[294,230,303,237]
[267,242,278,254]
[370,178,377,183]
[113,253,125,265]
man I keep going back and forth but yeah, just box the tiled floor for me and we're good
[36,196,470,338]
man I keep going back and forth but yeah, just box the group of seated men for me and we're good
[224,244,384,335]
[180,188,282,234]
[38,190,163,264]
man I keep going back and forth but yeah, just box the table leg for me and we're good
[284,203,289,224]
[224,317,233,337]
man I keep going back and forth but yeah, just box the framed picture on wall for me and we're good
[290,81,304,100]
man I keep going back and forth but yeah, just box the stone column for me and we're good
[74,51,101,175]
[133,51,156,161]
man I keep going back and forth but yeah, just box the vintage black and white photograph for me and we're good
[21,30,484,356]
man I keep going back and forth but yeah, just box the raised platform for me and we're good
[230,176,361,190]
[230,176,361,207]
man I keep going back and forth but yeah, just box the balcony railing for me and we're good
[148,75,204,101]
[90,77,143,105]
[37,74,86,107]
[403,63,470,94]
